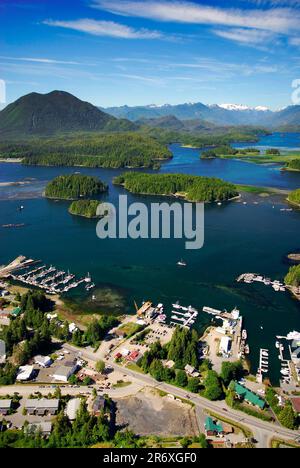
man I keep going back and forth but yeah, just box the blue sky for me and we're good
[0,0,300,109]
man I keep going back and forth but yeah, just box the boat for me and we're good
[242,329,247,340]
[244,344,250,354]
[177,259,187,267]
[275,341,280,349]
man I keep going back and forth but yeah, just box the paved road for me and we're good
[62,341,300,448]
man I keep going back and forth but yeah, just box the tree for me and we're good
[95,360,105,374]
[149,359,164,381]
[175,370,188,388]
[278,402,297,429]
[180,437,191,448]
[221,361,243,386]
[199,433,209,448]
[187,377,200,393]
[204,370,224,401]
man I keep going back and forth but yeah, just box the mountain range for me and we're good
[0,91,136,138]
[102,102,300,128]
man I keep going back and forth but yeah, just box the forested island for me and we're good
[201,146,260,159]
[288,188,300,206]
[287,159,300,171]
[68,199,102,218]
[45,174,107,200]
[0,133,172,169]
[113,172,238,202]
[285,265,300,287]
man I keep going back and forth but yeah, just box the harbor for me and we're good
[256,348,269,383]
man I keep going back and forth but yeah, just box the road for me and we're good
[62,343,300,447]
[2,341,299,448]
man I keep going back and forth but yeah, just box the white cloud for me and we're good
[92,0,300,33]
[0,56,80,65]
[289,36,300,45]
[213,27,277,45]
[44,18,164,39]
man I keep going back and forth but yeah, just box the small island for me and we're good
[45,174,108,200]
[287,188,300,207]
[68,199,103,218]
[113,172,239,202]
[286,159,300,172]
[201,146,260,160]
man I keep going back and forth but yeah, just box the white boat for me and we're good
[177,259,187,267]
[242,329,247,340]
[275,341,280,349]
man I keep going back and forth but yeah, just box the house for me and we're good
[69,323,78,334]
[204,417,224,437]
[92,396,106,416]
[0,314,10,327]
[163,360,175,369]
[34,355,52,368]
[53,364,77,382]
[0,339,6,364]
[184,364,200,378]
[0,400,12,415]
[127,350,140,362]
[25,399,59,416]
[114,329,126,339]
[16,365,34,381]
[25,422,53,437]
[115,352,122,360]
[291,397,300,416]
[220,336,232,355]
[231,381,266,410]
[66,398,82,421]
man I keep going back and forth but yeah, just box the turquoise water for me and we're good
[0,132,299,382]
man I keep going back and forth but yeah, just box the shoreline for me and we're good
[0,158,22,163]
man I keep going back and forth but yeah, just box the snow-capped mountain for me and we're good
[218,103,270,112]
[102,101,298,127]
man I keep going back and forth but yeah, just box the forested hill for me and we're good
[114,172,238,202]
[45,174,107,200]
[0,91,136,138]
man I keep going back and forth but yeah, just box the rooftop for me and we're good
[232,381,265,410]
[291,397,300,414]
[205,416,223,433]
[0,400,12,409]
[66,398,82,420]
[25,399,59,409]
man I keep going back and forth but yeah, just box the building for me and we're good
[184,364,200,377]
[127,350,140,362]
[0,400,12,416]
[231,381,266,410]
[204,417,224,437]
[219,336,232,355]
[16,365,34,381]
[291,397,300,416]
[0,339,6,364]
[10,307,22,317]
[25,422,53,437]
[66,398,82,421]
[0,314,10,327]
[25,399,59,416]
[53,364,77,382]
[34,355,52,368]
[92,396,106,416]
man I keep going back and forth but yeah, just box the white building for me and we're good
[0,340,6,364]
[16,365,34,381]
[53,364,77,382]
[220,336,232,355]
[34,355,52,368]
[66,398,81,421]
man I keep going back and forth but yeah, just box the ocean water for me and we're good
[0,132,299,382]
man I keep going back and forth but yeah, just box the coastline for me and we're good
[0,158,22,163]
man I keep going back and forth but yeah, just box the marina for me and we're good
[237,273,286,292]
[2,256,95,296]
[256,348,269,383]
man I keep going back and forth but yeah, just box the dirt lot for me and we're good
[115,388,198,437]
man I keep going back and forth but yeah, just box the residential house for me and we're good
[34,355,52,368]
[184,364,200,378]
[231,381,266,410]
[92,396,106,416]
[25,422,53,437]
[204,417,224,437]
[25,399,59,416]
[53,364,77,382]
[0,400,12,416]
[16,365,34,381]
[291,397,300,416]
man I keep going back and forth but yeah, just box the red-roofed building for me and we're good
[115,353,122,360]
[291,397,300,415]
[127,351,140,362]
